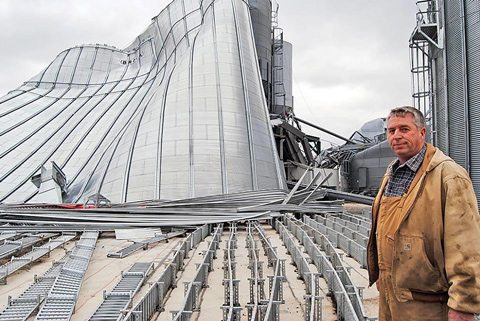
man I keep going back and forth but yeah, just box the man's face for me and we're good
[387,114,426,163]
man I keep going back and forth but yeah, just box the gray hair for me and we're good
[387,106,425,129]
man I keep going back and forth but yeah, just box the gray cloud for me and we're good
[0,0,170,93]
[0,0,419,147]
[274,1,418,143]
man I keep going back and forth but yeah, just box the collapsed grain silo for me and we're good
[0,0,287,204]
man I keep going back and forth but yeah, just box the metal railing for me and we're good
[254,222,286,321]
[275,220,322,321]
[122,224,211,321]
[245,221,265,321]
[171,224,223,320]
[324,216,369,246]
[284,216,370,321]
[337,212,372,228]
[222,224,242,321]
[312,215,368,268]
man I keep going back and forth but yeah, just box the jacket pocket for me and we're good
[393,235,445,293]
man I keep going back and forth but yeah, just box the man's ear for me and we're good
[420,127,426,138]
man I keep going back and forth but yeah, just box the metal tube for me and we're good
[293,116,361,145]
[441,0,449,154]
[304,171,322,191]
[300,173,333,205]
[282,167,311,204]
[325,189,374,206]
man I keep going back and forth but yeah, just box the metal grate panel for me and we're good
[0,234,75,284]
[87,262,153,321]
[34,231,98,321]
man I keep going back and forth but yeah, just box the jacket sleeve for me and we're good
[443,173,480,314]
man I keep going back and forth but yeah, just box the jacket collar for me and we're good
[384,143,451,176]
[390,144,427,174]
[424,144,453,172]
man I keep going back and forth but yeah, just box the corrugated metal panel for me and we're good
[444,0,467,169]
[465,0,480,201]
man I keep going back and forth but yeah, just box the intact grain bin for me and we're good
[410,0,480,205]
[249,0,272,104]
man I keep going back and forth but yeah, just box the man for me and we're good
[367,106,480,321]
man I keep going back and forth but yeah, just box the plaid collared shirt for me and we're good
[384,145,426,197]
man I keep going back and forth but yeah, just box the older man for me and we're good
[367,106,480,321]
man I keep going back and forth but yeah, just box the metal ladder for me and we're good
[0,263,65,321]
[87,262,153,321]
[0,233,57,260]
[409,0,441,143]
[0,231,19,243]
[107,230,184,259]
[0,232,87,321]
[271,6,287,116]
[0,233,76,284]
[34,231,99,321]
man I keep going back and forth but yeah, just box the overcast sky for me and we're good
[0,0,417,148]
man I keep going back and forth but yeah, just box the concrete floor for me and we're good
[0,221,378,321]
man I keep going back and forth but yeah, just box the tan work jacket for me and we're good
[367,143,480,314]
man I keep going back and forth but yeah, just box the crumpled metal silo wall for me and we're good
[0,0,286,204]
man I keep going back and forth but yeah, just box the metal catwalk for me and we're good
[0,0,285,204]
